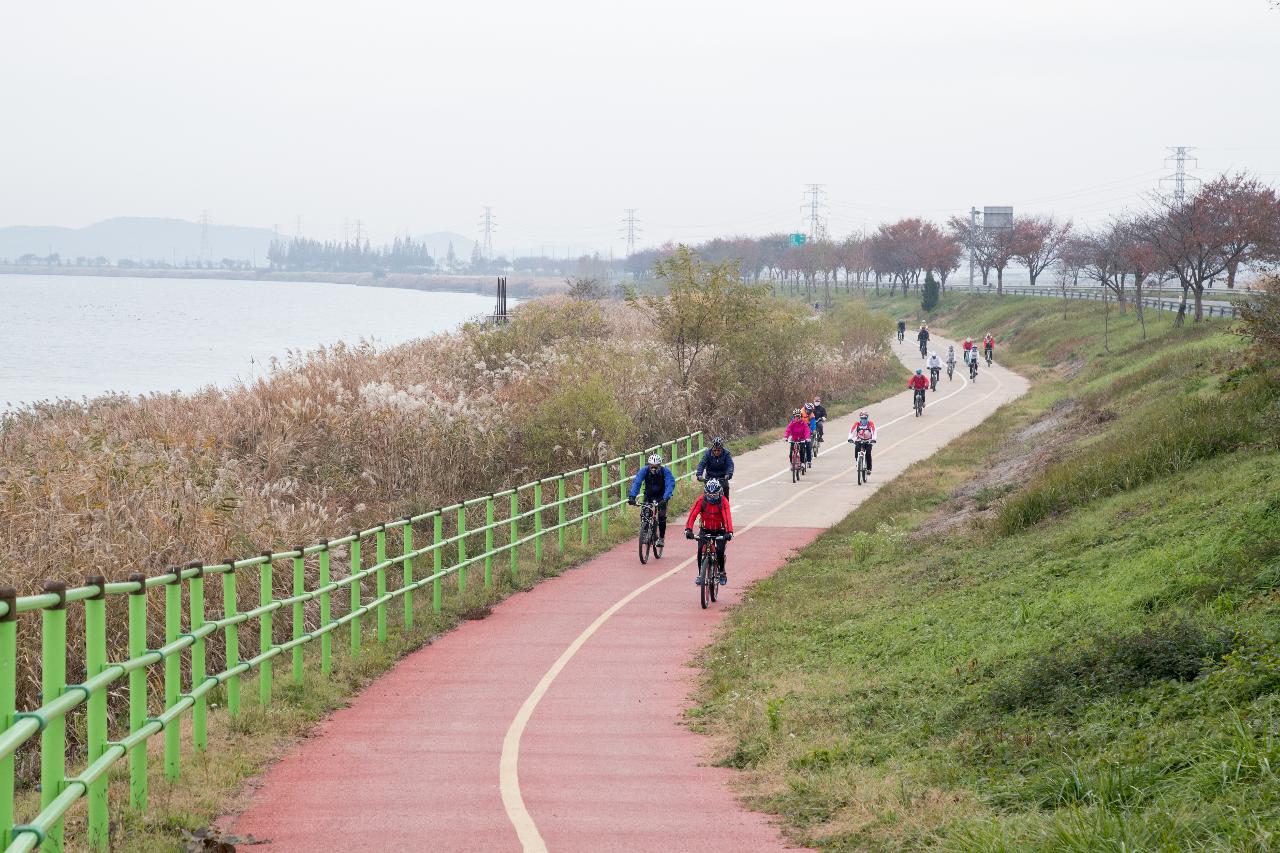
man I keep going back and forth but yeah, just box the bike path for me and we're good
[227,334,1026,852]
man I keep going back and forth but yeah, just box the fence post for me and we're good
[457,505,468,595]
[600,463,610,537]
[375,527,387,643]
[164,571,181,779]
[318,544,331,677]
[0,587,14,850]
[84,576,108,851]
[485,497,495,589]
[259,552,274,706]
[40,580,67,851]
[349,537,361,659]
[581,469,590,546]
[557,476,567,553]
[222,562,240,716]
[127,574,148,810]
[432,514,443,613]
[510,492,520,581]
[402,521,414,630]
[189,563,207,752]
[534,482,544,563]
[292,550,305,685]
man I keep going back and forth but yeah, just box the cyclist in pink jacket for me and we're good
[784,408,811,465]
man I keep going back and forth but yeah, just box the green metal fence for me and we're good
[0,432,703,852]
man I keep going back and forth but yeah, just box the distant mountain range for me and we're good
[0,217,477,265]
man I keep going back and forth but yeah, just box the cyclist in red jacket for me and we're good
[983,333,995,362]
[685,478,734,586]
[908,368,930,411]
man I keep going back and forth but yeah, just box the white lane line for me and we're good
[499,352,1012,852]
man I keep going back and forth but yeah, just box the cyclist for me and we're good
[896,318,906,342]
[685,478,733,586]
[802,403,817,466]
[927,351,942,389]
[962,336,975,364]
[811,396,827,443]
[847,410,877,475]
[696,436,735,499]
[908,368,930,411]
[969,348,980,380]
[785,408,810,465]
[945,344,957,378]
[626,453,676,547]
[983,332,995,364]
[917,323,931,357]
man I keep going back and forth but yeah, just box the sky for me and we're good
[2,0,1278,255]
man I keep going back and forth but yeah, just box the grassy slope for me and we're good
[696,292,1280,851]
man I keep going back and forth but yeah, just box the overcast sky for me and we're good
[3,0,1278,254]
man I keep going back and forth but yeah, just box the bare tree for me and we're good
[1013,214,1073,287]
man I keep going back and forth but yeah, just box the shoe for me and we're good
[719,572,728,585]
[694,576,704,586]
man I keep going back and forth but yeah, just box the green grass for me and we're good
[695,293,1280,850]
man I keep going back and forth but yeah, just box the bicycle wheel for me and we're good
[857,454,866,485]
[699,555,711,609]
[638,518,651,564]
[709,563,719,603]
[653,528,664,560]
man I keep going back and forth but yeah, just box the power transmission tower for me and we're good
[1161,146,1200,205]
[802,184,827,241]
[621,208,640,256]
[354,219,364,247]
[478,207,496,260]
[198,210,212,265]
[294,215,303,239]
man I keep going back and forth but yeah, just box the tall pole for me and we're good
[1162,146,1199,205]
[621,208,640,257]
[802,184,827,241]
[968,206,979,288]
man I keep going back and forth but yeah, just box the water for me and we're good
[0,274,498,407]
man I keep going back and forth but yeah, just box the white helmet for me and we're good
[646,454,662,466]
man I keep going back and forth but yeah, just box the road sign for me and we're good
[789,233,806,247]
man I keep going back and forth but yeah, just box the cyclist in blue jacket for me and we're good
[695,436,735,498]
[627,453,676,546]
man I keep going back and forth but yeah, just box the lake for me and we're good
[0,274,499,407]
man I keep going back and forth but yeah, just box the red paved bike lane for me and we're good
[228,526,818,852]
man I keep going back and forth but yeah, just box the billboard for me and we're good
[983,206,1013,231]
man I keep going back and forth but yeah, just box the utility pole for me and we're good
[478,206,496,260]
[1161,146,1199,205]
[355,219,364,247]
[294,215,303,239]
[621,208,640,256]
[967,206,979,288]
[198,210,211,265]
[802,184,827,241]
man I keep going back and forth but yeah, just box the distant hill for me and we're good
[0,217,279,264]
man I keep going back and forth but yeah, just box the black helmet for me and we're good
[710,436,724,450]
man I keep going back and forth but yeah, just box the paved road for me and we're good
[227,335,1027,852]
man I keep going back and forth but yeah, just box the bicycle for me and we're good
[918,340,928,358]
[929,366,940,391]
[914,388,925,417]
[813,417,825,445]
[789,440,804,483]
[985,346,994,367]
[636,500,664,564]
[854,439,875,485]
[696,530,727,609]
[969,358,979,381]
[897,328,905,343]
[946,360,955,381]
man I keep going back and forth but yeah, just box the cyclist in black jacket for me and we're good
[695,436,734,499]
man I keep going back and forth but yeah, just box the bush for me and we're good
[989,618,1232,712]
[921,270,940,312]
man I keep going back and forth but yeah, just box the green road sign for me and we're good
[789,233,806,247]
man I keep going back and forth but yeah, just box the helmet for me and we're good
[703,478,723,504]
[792,408,802,418]
[710,436,724,450]
[916,368,923,375]
[858,411,869,420]
[646,454,662,467]
[804,403,813,412]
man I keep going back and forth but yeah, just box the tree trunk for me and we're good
[996,266,1004,295]
[1193,284,1204,321]
[1135,273,1146,339]
[1227,258,1239,289]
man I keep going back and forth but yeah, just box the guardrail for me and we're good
[0,431,704,851]
[951,285,1241,319]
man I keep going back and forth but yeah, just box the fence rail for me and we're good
[0,431,704,852]
[950,284,1242,319]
